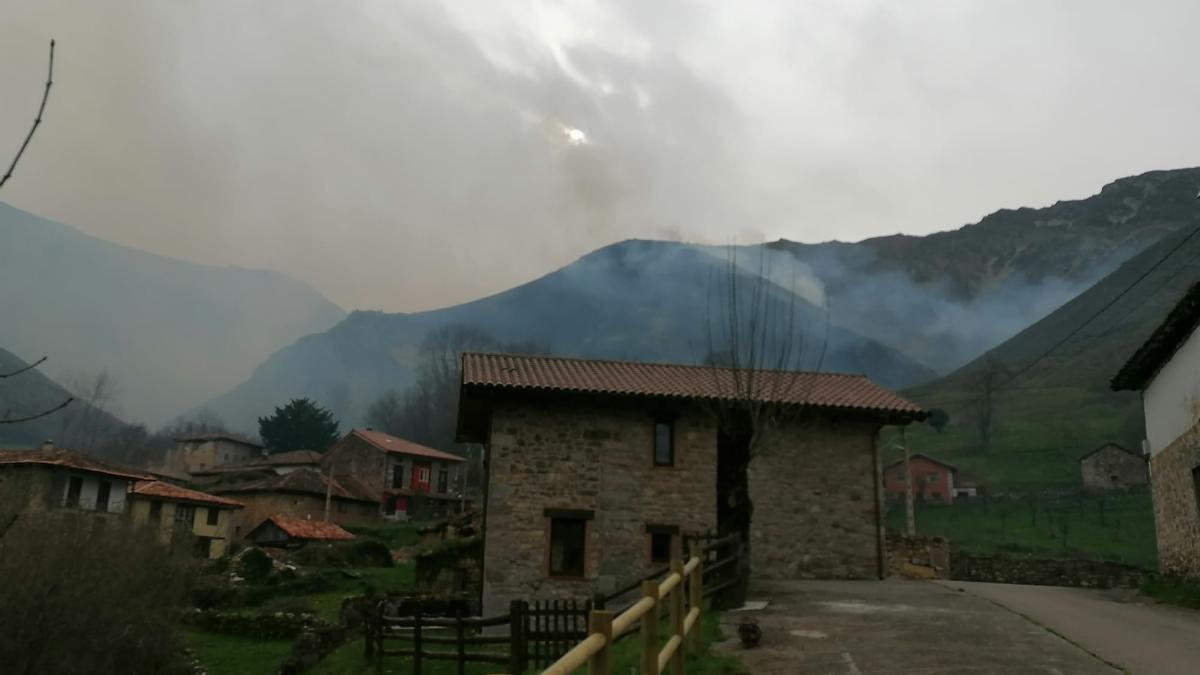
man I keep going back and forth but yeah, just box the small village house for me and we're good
[245,513,356,547]
[1079,443,1148,491]
[0,444,147,516]
[882,454,957,505]
[455,353,924,616]
[128,480,244,558]
[189,449,322,487]
[156,432,265,478]
[211,467,378,540]
[321,428,466,519]
[1112,281,1200,578]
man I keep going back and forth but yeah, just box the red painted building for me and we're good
[882,453,957,505]
[321,429,466,519]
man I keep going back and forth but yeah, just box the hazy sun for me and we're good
[563,126,588,145]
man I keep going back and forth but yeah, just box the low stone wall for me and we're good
[886,532,950,579]
[951,554,1146,588]
[181,608,337,640]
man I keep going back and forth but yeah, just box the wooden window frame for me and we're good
[544,508,593,580]
[651,416,676,468]
[175,503,196,525]
[206,506,220,526]
[437,469,449,494]
[392,464,405,490]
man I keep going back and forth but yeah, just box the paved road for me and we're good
[944,581,1200,675]
[720,579,1119,674]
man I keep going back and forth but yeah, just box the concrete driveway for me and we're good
[718,579,1119,674]
[942,581,1200,675]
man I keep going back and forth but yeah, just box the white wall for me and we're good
[1144,326,1200,454]
[58,473,130,513]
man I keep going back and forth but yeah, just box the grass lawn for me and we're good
[343,522,425,549]
[186,629,294,675]
[306,564,418,621]
[885,489,1157,569]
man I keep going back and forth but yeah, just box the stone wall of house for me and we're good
[885,532,950,579]
[749,415,885,580]
[159,439,262,477]
[951,554,1145,588]
[1150,423,1200,578]
[322,435,388,494]
[481,397,718,616]
[1081,444,1148,491]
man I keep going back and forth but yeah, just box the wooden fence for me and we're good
[366,532,744,675]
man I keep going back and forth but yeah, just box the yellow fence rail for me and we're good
[540,537,705,675]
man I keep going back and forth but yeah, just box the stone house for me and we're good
[189,449,322,486]
[156,432,264,478]
[128,480,244,558]
[1079,443,1148,491]
[246,513,356,547]
[0,444,148,516]
[211,467,379,540]
[321,429,466,519]
[1112,281,1200,578]
[455,353,925,616]
[882,454,957,504]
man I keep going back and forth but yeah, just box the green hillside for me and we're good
[896,224,1200,493]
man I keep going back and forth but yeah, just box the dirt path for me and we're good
[717,579,1117,674]
[944,580,1200,675]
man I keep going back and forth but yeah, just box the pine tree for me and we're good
[257,397,340,454]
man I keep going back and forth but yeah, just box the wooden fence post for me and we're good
[689,540,703,650]
[670,536,685,675]
[413,607,423,675]
[509,599,527,675]
[640,580,659,675]
[588,610,613,675]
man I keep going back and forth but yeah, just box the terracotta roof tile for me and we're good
[351,429,464,462]
[260,514,355,541]
[131,480,244,509]
[213,467,378,503]
[461,353,924,418]
[173,432,263,448]
[0,448,154,480]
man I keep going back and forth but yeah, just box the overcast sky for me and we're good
[3,1,1200,312]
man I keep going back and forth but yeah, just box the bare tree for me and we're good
[0,40,71,426]
[968,358,1010,452]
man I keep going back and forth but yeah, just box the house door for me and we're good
[412,462,431,493]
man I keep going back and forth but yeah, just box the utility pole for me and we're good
[902,426,915,536]
[323,455,336,523]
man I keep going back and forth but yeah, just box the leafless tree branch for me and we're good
[0,356,48,379]
[0,398,73,425]
[0,39,54,192]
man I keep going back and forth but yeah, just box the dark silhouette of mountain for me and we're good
[0,202,346,424]
[201,240,938,432]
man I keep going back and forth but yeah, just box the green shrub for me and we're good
[346,540,393,567]
[239,547,275,584]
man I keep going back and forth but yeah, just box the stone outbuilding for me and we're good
[1079,443,1148,491]
[1113,281,1200,578]
[321,429,466,519]
[211,467,379,540]
[246,513,356,547]
[455,352,925,615]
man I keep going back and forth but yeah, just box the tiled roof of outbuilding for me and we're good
[131,480,244,508]
[212,468,378,503]
[256,514,355,541]
[461,352,925,419]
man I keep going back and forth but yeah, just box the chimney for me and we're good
[40,440,53,451]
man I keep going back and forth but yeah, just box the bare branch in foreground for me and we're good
[0,397,73,424]
[0,356,48,379]
[0,39,55,191]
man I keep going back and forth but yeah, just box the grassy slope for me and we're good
[885,489,1157,568]
[186,630,294,675]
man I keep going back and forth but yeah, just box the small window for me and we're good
[650,532,673,563]
[337,500,348,513]
[95,480,112,512]
[206,507,219,526]
[653,419,674,467]
[175,504,196,525]
[392,465,405,489]
[549,518,587,577]
[66,476,83,507]
[438,470,449,493]
[1192,466,1200,517]
[927,473,939,483]
[418,467,430,483]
